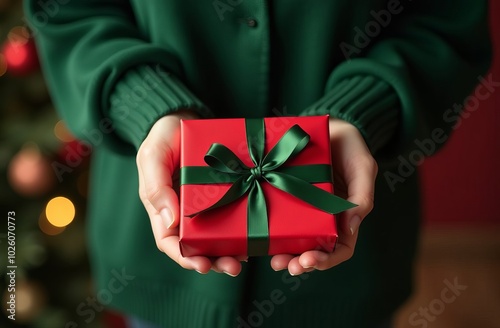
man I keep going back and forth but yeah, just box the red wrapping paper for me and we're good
[179,115,338,257]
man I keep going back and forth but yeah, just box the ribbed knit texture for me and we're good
[109,65,213,149]
[302,76,399,154]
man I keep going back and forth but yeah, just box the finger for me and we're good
[235,255,249,262]
[137,131,181,229]
[287,256,315,276]
[146,198,178,243]
[270,254,294,271]
[298,244,355,271]
[140,195,210,273]
[212,256,243,277]
[342,154,377,235]
[157,235,213,273]
[297,250,329,269]
[329,119,378,235]
[137,157,178,234]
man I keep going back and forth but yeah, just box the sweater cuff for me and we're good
[301,75,399,154]
[108,65,212,150]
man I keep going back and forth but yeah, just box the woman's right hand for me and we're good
[136,111,246,277]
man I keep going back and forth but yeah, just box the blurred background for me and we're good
[0,0,499,327]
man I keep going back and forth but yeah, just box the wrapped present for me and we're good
[179,115,355,257]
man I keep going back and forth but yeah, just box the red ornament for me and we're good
[2,34,39,75]
[8,147,55,197]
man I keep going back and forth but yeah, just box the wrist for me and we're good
[165,108,200,121]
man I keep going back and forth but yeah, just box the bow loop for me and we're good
[261,124,310,171]
[204,143,250,174]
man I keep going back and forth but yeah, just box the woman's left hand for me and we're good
[270,118,378,275]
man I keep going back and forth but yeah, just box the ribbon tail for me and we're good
[265,172,357,214]
[246,182,270,256]
[185,176,252,218]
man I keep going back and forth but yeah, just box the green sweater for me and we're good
[25,0,491,327]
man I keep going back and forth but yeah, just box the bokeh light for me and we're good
[7,26,30,45]
[3,41,28,67]
[54,120,74,142]
[2,280,46,323]
[45,196,75,228]
[39,212,65,236]
[8,144,55,196]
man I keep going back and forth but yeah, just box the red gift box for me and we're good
[179,115,354,257]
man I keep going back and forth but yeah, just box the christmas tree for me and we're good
[1,1,123,327]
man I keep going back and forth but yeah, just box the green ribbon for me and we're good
[180,118,356,256]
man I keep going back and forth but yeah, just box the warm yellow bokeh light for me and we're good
[45,197,75,228]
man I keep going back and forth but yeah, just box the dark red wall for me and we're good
[420,1,500,225]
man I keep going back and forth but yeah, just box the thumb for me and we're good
[342,154,377,236]
[329,119,377,237]
[157,188,180,230]
[137,117,182,230]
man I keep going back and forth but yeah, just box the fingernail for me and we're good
[223,271,237,277]
[195,270,205,274]
[300,259,314,269]
[349,215,361,235]
[160,208,173,229]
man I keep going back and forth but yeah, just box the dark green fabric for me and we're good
[181,119,355,255]
[25,0,491,327]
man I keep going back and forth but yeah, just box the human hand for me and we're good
[270,118,378,275]
[137,111,246,276]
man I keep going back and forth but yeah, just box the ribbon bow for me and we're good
[180,118,356,255]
